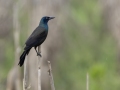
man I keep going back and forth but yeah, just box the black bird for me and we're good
[18,16,55,67]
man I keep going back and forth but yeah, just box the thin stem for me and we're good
[38,46,41,90]
[23,55,27,90]
[47,61,55,90]
[86,73,89,90]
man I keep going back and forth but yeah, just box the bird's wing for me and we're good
[25,26,47,49]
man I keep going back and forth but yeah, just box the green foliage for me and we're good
[0,40,14,87]
[90,64,106,80]
[55,0,119,90]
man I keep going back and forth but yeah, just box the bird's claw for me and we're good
[37,52,42,57]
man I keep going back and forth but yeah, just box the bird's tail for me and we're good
[18,49,30,67]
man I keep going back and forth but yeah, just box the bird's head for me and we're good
[40,16,55,25]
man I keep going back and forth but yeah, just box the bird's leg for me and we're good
[34,47,42,57]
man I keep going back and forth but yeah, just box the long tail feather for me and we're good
[18,49,30,67]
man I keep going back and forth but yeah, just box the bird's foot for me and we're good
[37,52,42,57]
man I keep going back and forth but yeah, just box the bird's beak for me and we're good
[49,17,55,20]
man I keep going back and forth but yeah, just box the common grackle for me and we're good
[18,16,55,67]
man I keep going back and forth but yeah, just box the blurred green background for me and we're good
[0,0,120,90]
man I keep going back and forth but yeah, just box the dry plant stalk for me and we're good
[38,67,41,90]
[23,56,27,90]
[86,73,89,90]
[38,46,42,90]
[23,56,31,90]
[48,61,55,90]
